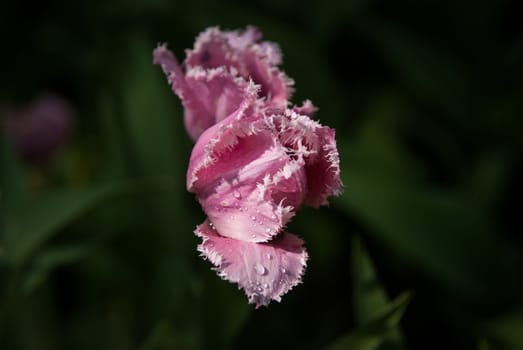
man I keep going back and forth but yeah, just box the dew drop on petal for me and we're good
[266,253,273,260]
[233,190,241,199]
[251,216,256,221]
[254,263,267,275]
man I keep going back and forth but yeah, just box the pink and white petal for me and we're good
[186,80,261,190]
[193,135,294,243]
[188,129,277,193]
[201,189,287,243]
[303,127,343,207]
[266,110,342,207]
[196,220,308,308]
[186,27,293,105]
[186,27,242,70]
[153,43,186,79]
[183,67,251,137]
[292,100,318,117]
[265,160,307,210]
[243,54,294,109]
[223,26,264,55]
[153,44,210,140]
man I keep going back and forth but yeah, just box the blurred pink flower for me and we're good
[2,94,74,164]
[154,27,342,307]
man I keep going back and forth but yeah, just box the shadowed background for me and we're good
[1,0,523,349]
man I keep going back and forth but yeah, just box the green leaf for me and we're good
[326,292,412,350]
[0,139,29,203]
[483,308,523,349]
[4,182,139,266]
[22,245,87,293]
[121,34,186,180]
[352,236,392,326]
[336,163,510,299]
[335,106,519,300]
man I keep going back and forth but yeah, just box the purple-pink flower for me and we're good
[154,26,342,307]
[2,94,74,164]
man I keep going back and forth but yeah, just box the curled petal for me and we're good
[154,44,254,140]
[190,131,303,243]
[264,110,342,207]
[188,107,308,243]
[303,127,343,207]
[196,220,308,308]
[292,100,318,117]
[183,67,251,139]
[185,26,293,108]
[186,81,262,191]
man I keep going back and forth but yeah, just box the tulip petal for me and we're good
[154,44,254,140]
[303,126,343,207]
[190,131,299,243]
[196,220,308,308]
[186,26,293,108]
[188,109,308,243]
[265,110,343,207]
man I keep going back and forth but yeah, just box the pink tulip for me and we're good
[154,27,342,307]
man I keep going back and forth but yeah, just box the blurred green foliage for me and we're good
[1,0,523,349]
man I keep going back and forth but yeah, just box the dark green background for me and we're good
[1,0,523,349]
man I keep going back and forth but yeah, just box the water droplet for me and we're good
[280,267,287,274]
[265,228,271,233]
[266,253,273,260]
[271,214,276,220]
[251,233,256,238]
[233,191,241,199]
[254,263,267,275]
[221,200,229,207]
[251,216,256,221]
[263,283,269,289]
